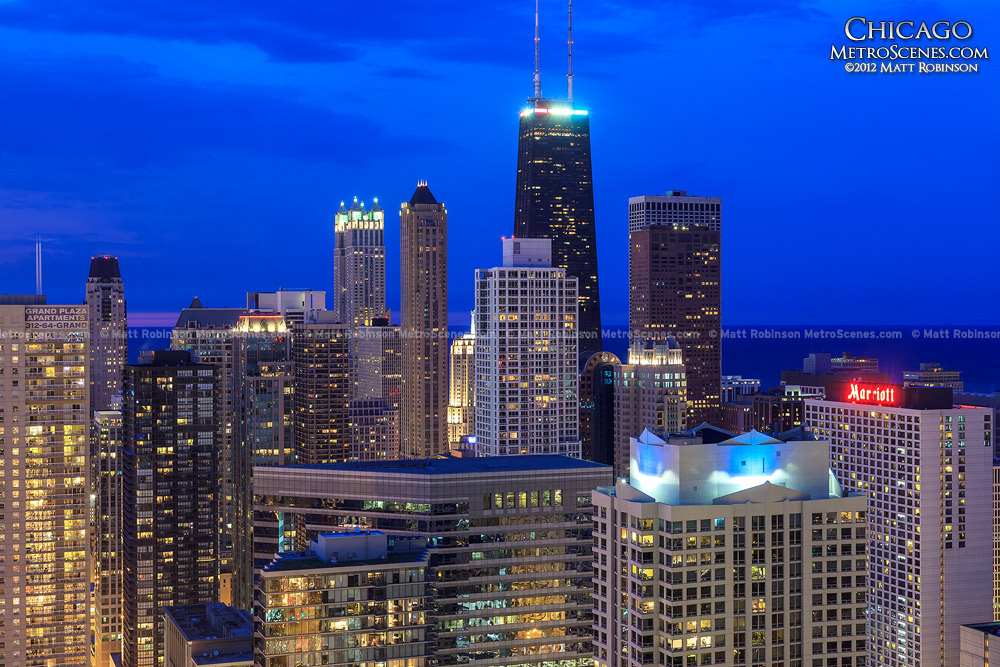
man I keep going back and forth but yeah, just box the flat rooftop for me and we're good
[261,548,429,574]
[163,603,252,641]
[260,454,610,476]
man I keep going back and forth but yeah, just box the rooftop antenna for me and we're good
[533,0,541,99]
[567,0,574,103]
[35,235,42,295]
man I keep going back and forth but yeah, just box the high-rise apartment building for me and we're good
[400,183,448,459]
[252,456,612,666]
[447,328,475,447]
[903,362,964,391]
[349,397,399,460]
[613,337,687,479]
[86,256,127,412]
[333,196,386,329]
[0,297,90,667]
[171,298,247,551]
[579,351,621,466]
[474,238,581,457]
[356,317,402,404]
[806,382,994,667]
[291,313,349,464]
[121,350,220,667]
[593,428,867,667]
[629,191,721,426]
[255,531,429,667]
[246,290,326,327]
[721,375,761,403]
[93,405,123,667]
[232,314,294,612]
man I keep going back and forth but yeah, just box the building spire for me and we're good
[567,0,573,103]
[533,0,541,99]
[35,235,42,295]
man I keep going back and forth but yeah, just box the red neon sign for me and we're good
[846,383,897,405]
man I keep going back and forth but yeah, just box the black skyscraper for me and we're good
[514,103,602,352]
[513,1,602,351]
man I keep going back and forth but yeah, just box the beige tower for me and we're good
[0,296,90,667]
[400,182,448,458]
[86,255,126,412]
[447,329,475,447]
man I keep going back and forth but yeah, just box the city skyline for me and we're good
[1,2,997,325]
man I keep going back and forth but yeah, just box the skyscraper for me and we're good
[121,350,220,667]
[612,337,687,479]
[291,312,349,464]
[629,191,721,426]
[253,456,612,666]
[333,196,386,329]
[447,327,475,447]
[86,255,127,412]
[400,182,448,459]
[806,382,994,667]
[171,298,247,551]
[232,314,294,611]
[0,296,90,667]
[474,238,581,457]
[593,428,867,667]
[579,350,620,465]
[93,405,124,667]
[513,6,602,352]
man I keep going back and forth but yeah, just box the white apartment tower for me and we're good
[805,382,994,667]
[333,196,386,329]
[474,238,580,457]
[593,427,867,667]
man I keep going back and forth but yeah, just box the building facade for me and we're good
[163,603,252,667]
[171,299,247,551]
[629,192,721,427]
[514,102,602,352]
[400,183,448,459]
[613,338,687,480]
[333,196,386,329]
[349,397,400,461]
[121,350,220,667]
[0,297,90,667]
[246,290,326,327]
[86,255,127,412]
[806,382,994,667]
[233,314,294,612]
[903,362,964,391]
[721,375,760,404]
[254,531,429,667]
[447,329,475,447]
[579,351,621,466]
[252,456,613,666]
[474,238,581,457]
[93,406,123,667]
[291,315,349,464]
[593,428,867,667]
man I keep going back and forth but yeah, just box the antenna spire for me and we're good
[567,0,573,103]
[533,0,541,99]
[35,235,42,295]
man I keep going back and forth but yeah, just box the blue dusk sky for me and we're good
[0,0,997,326]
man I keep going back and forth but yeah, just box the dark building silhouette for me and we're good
[514,102,602,352]
[579,351,620,465]
[86,255,127,412]
[292,316,350,464]
[629,193,721,426]
[122,350,220,667]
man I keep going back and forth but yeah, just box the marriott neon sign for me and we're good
[846,383,897,405]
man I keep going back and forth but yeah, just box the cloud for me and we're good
[0,52,439,168]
